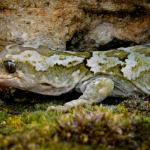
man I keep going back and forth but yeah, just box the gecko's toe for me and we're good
[47,105,70,112]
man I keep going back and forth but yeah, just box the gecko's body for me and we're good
[0,45,149,111]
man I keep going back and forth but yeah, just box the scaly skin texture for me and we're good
[0,45,149,111]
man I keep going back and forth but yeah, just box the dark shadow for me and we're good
[0,88,81,104]
[98,38,137,51]
[101,97,125,105]
[0,88,81,114]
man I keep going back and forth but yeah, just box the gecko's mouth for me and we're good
[0,75,16,80]
[0,75,20,87]
[0,77,14,81]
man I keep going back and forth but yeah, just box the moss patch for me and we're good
[0,95,150,150]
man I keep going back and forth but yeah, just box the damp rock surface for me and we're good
[0,0,150,51]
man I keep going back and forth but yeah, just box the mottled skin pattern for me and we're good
[0,45,149,111]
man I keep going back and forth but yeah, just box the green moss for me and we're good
[0,111,8,122]
[0,97,150,150]
[119,98,150,116]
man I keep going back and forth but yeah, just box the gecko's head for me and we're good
[0,59,27,89]
[0,44,86,95]
[0,45,39,91]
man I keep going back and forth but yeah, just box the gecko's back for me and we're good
[86,45,150,95]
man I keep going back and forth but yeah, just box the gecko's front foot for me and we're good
[47,105,71,112]
[47,99,87,112]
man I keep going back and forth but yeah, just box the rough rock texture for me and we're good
[78,15,150,51]
[0,0,150,51]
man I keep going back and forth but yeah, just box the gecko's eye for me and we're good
[4,60,16,73]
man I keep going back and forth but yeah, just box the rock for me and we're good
[0,0,150,51]
[78,15,150,51]
[0,0,85,50]
[80,0,136,13]
[79,0,150,13]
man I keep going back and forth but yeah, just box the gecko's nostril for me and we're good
[4,60,16,73]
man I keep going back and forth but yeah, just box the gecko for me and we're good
[0,44,149,111]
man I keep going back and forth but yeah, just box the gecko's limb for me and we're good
[47,77,114,112]
[65,77,114,107]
